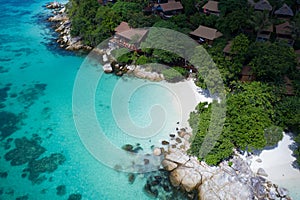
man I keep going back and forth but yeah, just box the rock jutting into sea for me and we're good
[46,2,92,51]
[91,47,165,82]
[159,129,292,200]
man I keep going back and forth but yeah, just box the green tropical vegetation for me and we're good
[67,0,300,166]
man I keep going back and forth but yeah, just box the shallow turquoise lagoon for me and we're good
[0,0,185,199]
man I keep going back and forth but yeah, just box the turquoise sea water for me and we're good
[0,1,186,199]
[1,1,299,200]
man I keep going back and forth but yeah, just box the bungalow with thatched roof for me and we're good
[240,66,255,82]
[274,4,294,18]
[284,75,294,96]
[254,0,272,12]
[114,22,130,33]
[190,25,223,44]
[111,22,148,50]
[202,1,220,16]
[256,25,273,42]
[156,1,183,18]
[223,41,233,55]
[275,21,294,46]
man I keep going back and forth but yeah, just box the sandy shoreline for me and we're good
[163,78,213,131]
[249,133,300,196]
[167,79,300,198]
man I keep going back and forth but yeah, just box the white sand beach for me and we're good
[164,78,213,131]
[249,133,300,198]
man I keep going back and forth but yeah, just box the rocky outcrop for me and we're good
[46,2,63,9]
[46,3,92,51]
[92,46,165,81]
[132,66,164,82]
[160,130,292,200]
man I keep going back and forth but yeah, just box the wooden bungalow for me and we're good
[112,22,148,51]
[156,1,183,18]
[274,4,294,19]
[202,1,220,16]
[256,25,273,42]
[254,0,272,12]
[275,21,294,46]
[223,41,232,55]
[114,22,130,33]
[190,25,223,45]
[240,66,255,82]
[284,75,294,96]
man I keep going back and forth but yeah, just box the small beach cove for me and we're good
[0,0,206,199]
[1,0,300,200]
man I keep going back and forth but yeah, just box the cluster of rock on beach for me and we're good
[121,128,292,200]
[92,47,165,81]
[160,129,292,200]
[46,2,92,51]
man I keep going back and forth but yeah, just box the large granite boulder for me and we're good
[165,149,189,165]
[198,169,253,200]
[162,159,177,171]
[181,168,202,192]
[170,166,202,192]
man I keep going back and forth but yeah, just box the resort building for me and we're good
[254,0,272,12]
[275,21,294,46]
[274,4,294,19]
[111,22,148,50]
[202,1,220,16]
[240,66,255,82]
[256,25,273,42]
[155,1,183,18]
[284,75,294,96]
[190,25,223,44]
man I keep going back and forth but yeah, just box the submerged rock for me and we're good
[4,137,46,166]
[0,171,8,178]
[0,111,21,140]
[122,144,133,152]
[128,173,136,184]
[15,195,29,200]
[28,153,66,183]
[56,185,66,196]
[68,193,82,200]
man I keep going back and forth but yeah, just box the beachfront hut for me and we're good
[114,22,131,33]
[274,4,294,18]
[112,22,148,50]
[202,1,220,16]
[156,1,183,17]
[275,21,294,46]
[254,0,272,12]
[190,25,223,44]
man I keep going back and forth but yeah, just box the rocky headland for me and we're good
[91,47,165,81]
[46,2,164,81]
[159,129,292,200]
[46,2,92,51]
